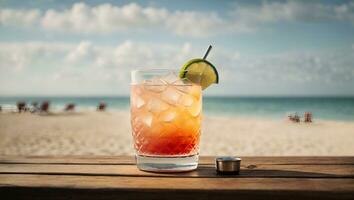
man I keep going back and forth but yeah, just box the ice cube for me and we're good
[174,78,195,94]
[175,85,190,94]
[161,86,182,105]
[187,99,202,117]
[135,96,145,108]
[161,111,176,122]
[147,98,169,113]
[189,85,202,98]
[144,78,167,93]
[141,113,153,127]
[171,79,184,85]
[161,71,179,84]
[180,95,194,107]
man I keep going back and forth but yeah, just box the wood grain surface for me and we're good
[0,156,354,200]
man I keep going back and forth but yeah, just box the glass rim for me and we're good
[131,68,180,74]
[130,68,198,87]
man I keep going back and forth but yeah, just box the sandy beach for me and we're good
[0,111,354,156]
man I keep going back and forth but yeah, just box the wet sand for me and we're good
[0,112,354,156]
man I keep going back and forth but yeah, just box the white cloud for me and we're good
[166,11,225,37]
[1,40,353,95]
[0,8,40,26]
[41,2,167,33]
[66,41,95,63]
[0,42,72,71]
[224,50,354,85]
[1,1,353,37]
[231,1,354,25]
[1,41,352,82]
[0,40,200,80]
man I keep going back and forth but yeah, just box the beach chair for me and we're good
[304,112,313,123]
[97,102,107,111]
[40,101,50,113]
[64,103,75,112]
[17,101,27,113]
[287,113,293,121]
[30,102,40,113]
[287,112,300,123]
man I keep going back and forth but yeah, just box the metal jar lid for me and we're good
[215,156,241,174]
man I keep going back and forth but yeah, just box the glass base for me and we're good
[135,154,198,172]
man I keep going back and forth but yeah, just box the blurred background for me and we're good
[0,0,353,156]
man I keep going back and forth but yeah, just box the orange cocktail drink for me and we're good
[130,69,202,172]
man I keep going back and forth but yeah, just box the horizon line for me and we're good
[1,95,354,98]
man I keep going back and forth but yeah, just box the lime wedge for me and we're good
[179,58,219,90]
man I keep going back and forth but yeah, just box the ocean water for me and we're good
[1,96,354,121]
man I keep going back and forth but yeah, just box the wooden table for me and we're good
[0,156,353,199]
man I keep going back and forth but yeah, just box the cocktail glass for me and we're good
[130,69,202,172]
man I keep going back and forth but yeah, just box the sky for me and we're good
[0,0,353,96]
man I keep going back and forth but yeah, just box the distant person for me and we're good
[64,103,75,112]
[97,102,107,111]
[304,112,313,123]
[0,105,2,112]
[17,101,27,113]
[293,114,300,123]
[40,101,50,113]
